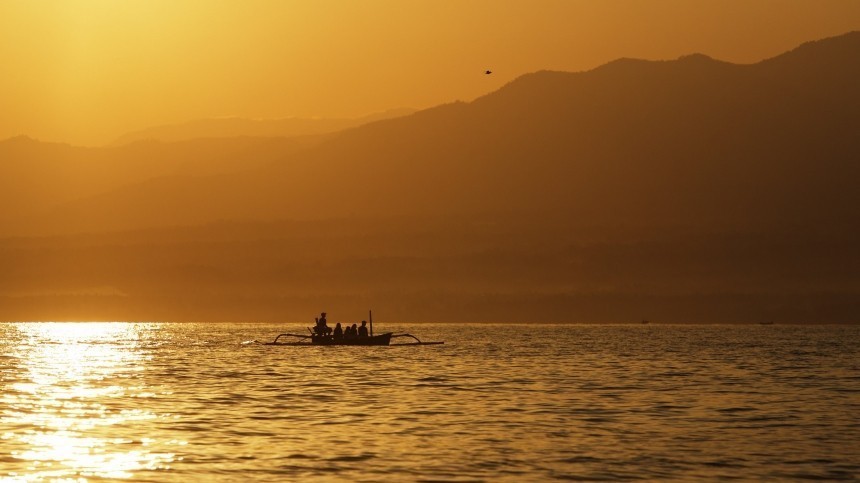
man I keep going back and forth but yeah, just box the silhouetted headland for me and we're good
[1,32,858,323]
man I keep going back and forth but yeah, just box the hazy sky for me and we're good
[1,0,858,145]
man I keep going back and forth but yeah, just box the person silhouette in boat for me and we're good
[358,320,369,338]
[314,312,331,337]
[333,322,343,341]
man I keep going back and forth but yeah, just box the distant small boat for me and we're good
[759,321,775,325]
[265,310,443,346]
[641,319,650,324]
[265,332,442,346]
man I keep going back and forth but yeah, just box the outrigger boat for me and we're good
[265,311,443,347]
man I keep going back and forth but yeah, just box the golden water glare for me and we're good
[1,323,183,481]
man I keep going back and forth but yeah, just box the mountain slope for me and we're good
[8,31,860,237]
[2,32,859,322]
[110,108,416,146]
[0,135,325,224]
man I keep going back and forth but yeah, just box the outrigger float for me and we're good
[265,311,443,347]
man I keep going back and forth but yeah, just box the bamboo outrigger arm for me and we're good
[271,333,311,344]
[390,333,444,346]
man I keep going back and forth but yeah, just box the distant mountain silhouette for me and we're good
[0,135,322,224]
[12,31,857,236]
[110,108,416,146]
[2,32,859,323]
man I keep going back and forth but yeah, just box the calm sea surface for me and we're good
[1,322,858,482]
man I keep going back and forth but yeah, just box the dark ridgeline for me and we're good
[4,31,858,233]
[0,32,858,323]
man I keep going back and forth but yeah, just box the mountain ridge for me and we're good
[2,31,859,322]
[3,31,859,236]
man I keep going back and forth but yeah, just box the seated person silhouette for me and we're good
[358,320,369,338]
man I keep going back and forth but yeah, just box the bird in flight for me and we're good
[485,70,492,75]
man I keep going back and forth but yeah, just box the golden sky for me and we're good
[1,0,858,145]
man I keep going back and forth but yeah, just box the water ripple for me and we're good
[1,323,859,481]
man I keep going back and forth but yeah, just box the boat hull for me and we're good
[309,332,393,346]
[265,332,443,346]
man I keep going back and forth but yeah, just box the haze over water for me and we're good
[1,322,858,481]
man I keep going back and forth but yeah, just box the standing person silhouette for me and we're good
[315,312,331,336]
[358,320,369,338]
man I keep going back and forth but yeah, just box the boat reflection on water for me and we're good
[0,323,182,480]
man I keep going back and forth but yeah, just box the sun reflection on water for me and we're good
[1,323,180,482]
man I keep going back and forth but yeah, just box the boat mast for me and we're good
[369,309,373,337]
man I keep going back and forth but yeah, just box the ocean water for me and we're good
[1,322,858,482]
